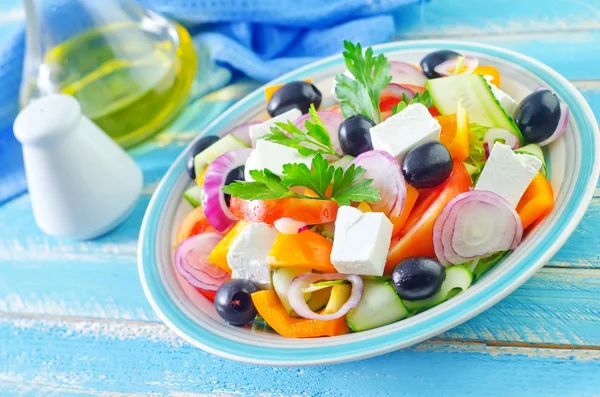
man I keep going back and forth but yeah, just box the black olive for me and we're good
[401,141,453,188]
[267,81,322,117]
[215,279,258,326]
[186,135,220,179]
[420,50,461,79]
[338,114,375,157]
[223,165,245,207]
[514,89,561,144]
[392,257,446,301]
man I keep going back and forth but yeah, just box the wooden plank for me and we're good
[0,316,598,396]
[395,0,600,38]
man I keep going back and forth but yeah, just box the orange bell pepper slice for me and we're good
[230,197,338,225]
[176,207,219,245]
[390,183,419,236]
[436,102,469,161]
[473,65,501,88]
[207,221,248,273]
[385,161,472,273]
[267,230,337,272]
[252,289,349,338]
[516,173,554,230]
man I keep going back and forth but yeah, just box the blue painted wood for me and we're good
[0,317,599,396]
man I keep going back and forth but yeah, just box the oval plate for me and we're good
[139,40,599,366]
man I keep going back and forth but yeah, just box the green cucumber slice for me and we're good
[302,279,348,293]
[193,135,249,177]
[426,74,523,143]
[307,288,331,312]
[331,154,354,169]
[402,265,473,313]
[346,280,409,332]
[183,185,202,208]
[515,143,547,177]
[272,267,311,315]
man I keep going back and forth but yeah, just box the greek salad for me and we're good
[174,41,564,337]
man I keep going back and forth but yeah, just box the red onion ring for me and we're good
[389,61,427,87]
[202,148,252,232]
[434,56,479,77]
[538,101,569,147]
[274,217,308,234]
[288,273,363,320]
[348,150,406,216]
[225,121,260,146]
[433,190,523,266]
[381,83,415,101]
[293,111,343,155]
[174,233,230,291]
[483,128,520,157]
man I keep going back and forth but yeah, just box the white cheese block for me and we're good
[248,108,302,147]
[485,75,519,118]
[330,206,393,276]
[475,142,542,208]
[244,139,313,181]
[369,103,441,163]
[226,223,278,289]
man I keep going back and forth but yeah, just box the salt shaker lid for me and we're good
[14,94,83,146]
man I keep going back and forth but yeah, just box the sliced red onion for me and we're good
[434,56,479,77]
[174,233,230,291]
[433,190,523,266]
[288,273,363,320]
[381,83,415,101]
[202,148,252,232]
[225,122,260,146]
[483,128,520,157]
[389,61,427,87]
[293,111,343,155]
[274,217,308,234]
[348,150,406,216]
[538,101,569,146]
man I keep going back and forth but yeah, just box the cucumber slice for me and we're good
[346,280,409,332]
[515,144,547,177]
[307,287,331,312]
[426,74,523,143]
[403,265,473,313]
[193,135,249,177]
[302,279,348,293]
[183,185,202,208]
[272,267,311,315]
[331,154,354,169]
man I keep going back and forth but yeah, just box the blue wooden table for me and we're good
[1,1,600,395]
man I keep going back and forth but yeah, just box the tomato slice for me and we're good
[176,206,219,245]
[230,198,339,225]
[197,289,216,302]
[385,161,472,273]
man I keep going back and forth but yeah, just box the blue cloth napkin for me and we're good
[0,0,420,204]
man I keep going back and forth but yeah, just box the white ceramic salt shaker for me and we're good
[14,94,143,239]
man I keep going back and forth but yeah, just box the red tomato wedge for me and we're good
[230,198,339,225]
[385,161,472,273]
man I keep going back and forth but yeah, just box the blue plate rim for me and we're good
[138,40,600,366]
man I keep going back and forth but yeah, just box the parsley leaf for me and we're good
[222,154,380,204]
[221,169,297,200]
[262,104,341,158]
[391,90,434,115]
[335,41,392,123]
[330,164,380,205]
[281,153,334,200]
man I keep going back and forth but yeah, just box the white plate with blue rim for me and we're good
[138,40,600,366]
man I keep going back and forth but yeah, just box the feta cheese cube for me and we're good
[226,223,278,289]
[330,206,393,276]
[370,103,441,163]
[249,108,302,147]
[475,142,542,208]
[486,76,518,117]
[244,139,313,181]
